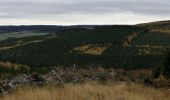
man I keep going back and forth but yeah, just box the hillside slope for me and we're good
[138,20,170,33]
[0,21,169,74]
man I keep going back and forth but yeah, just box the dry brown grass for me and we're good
[151,29,170,34]
[1,82,170,100]
[73,44,111,55]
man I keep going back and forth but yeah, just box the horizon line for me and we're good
[0,20,169,26]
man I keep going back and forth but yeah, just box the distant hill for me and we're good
[0,25,98,34]
[138,20,170,33]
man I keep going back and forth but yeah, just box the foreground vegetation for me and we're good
[1,82,170,100]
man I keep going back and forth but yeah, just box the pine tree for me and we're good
[163,53,170,78]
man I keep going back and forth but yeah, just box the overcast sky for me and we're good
[0,0,170,25]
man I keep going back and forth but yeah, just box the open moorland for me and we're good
[0,21,170,99]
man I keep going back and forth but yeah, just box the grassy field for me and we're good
[0,32,49,41]
[1,82,170,100]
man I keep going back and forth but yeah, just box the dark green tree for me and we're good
[163,53,170,78]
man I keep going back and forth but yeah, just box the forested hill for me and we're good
[0,25,99,33]
[0,20,169,74]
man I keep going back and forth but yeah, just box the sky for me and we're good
[0,0,170,25]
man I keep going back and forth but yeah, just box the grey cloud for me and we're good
[1,1,170,16]
[0,0,169,24]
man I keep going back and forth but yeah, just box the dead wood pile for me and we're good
[0,67,115,95]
